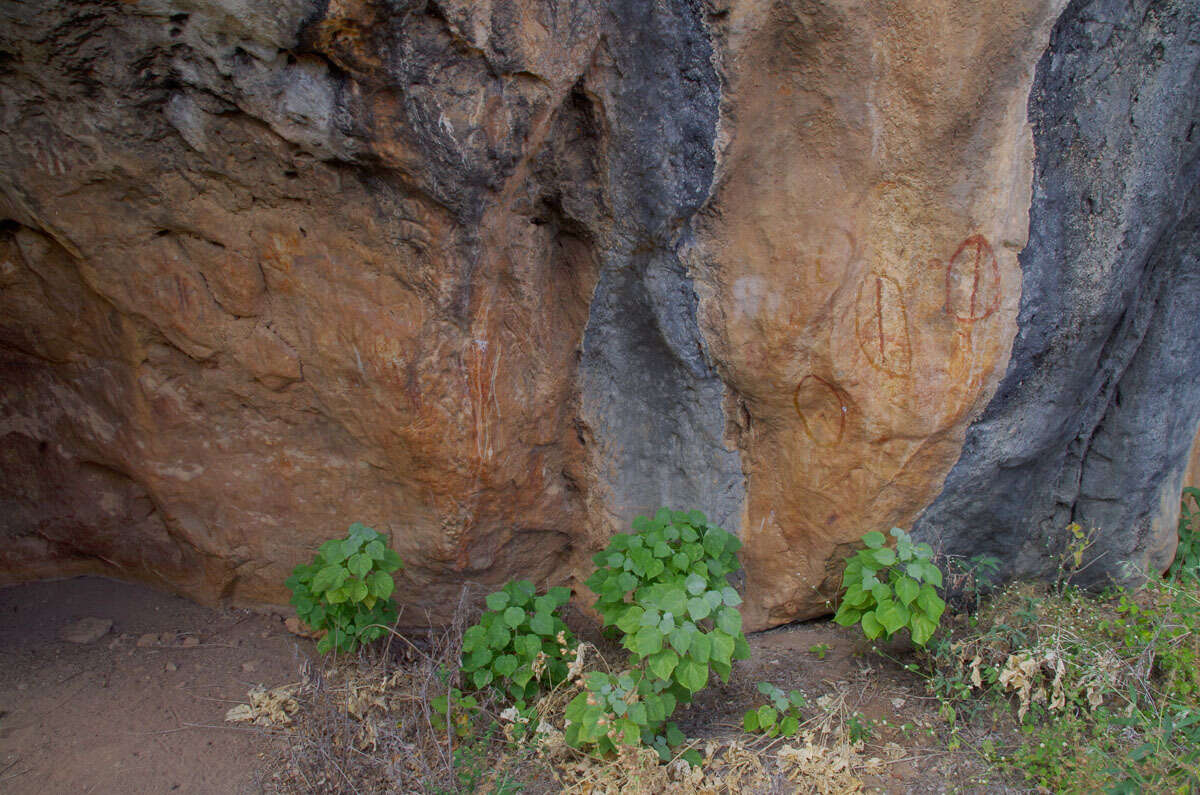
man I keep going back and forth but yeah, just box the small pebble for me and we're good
[165,662,178,672]
[180,636,200,648]
[136,633,159,647]
[59,617,113,644]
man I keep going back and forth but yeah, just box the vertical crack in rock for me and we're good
[579,0,745,532]
[914,0,1200,584]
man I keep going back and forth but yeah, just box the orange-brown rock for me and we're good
[693,0,1066,627]
[0,0,605,613]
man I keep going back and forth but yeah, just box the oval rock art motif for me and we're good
[855,272,912,376]
[794,375,848,446]
[945,234,1001,322]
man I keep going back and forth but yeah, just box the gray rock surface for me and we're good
[915,0,1200,585]
[579,0,745,533]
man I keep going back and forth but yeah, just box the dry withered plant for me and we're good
[256,585,557,794]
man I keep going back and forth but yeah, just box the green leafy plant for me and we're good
[846,711,874,744]
[808,643,831,660]
[285,523,404,654]
[563,669,696,763]
[742,682,807,737]
[833,527,945,646]
[431,687,481,738]
[1055,521,1100,591]
[459,580,574,702]
[1170,487,1200,583]
[569,508,750,760]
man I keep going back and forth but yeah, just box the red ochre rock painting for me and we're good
[855,272,912,376]
[945,234,1001,322]
[793,375,848,447]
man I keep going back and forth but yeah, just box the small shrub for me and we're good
[563,669,691,762]
[571,508,750,760]
[585,508,751,685]
[430,687,480,738]
[459,579,574,702]
[743,682,807,737]
[834,527,945,646]
[1169,487,1200,583]
[285,523,403,654]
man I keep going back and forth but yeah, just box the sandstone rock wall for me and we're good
[0,0,607,611]
[1,0,1196,628]
[693,0,1068,626]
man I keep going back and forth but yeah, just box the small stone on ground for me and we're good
[58,617,113,644]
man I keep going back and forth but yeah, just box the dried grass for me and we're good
[252,585,540,793]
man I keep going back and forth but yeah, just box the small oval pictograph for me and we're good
[793,375,849,447]
[855,272,912,376]
[944,234,1001,322]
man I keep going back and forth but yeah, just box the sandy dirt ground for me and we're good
[0,577,304,794]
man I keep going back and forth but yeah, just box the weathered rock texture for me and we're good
[0,0,1196,628]
[693,0,1069,626]
[0,0,611,610]
[914,0,1200,585]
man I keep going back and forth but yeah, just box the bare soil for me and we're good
[680,620,997,793]
[0,577,305,794]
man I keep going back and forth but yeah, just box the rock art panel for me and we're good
[794,375,850,448]
[0,0,606,615]
[944,234,1002,323]
[1,0,1194,632]
[694,0,1067,627]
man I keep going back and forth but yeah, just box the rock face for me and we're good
[692,0,1068,626]
[914,0,1200,585]
[0,0,610,610]
[0,0,1196,628]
